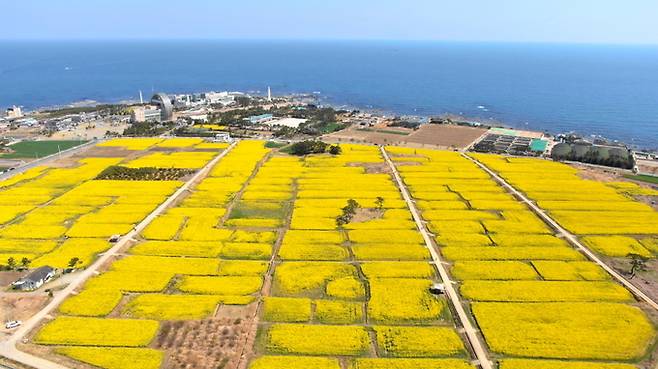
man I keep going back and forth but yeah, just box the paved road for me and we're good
[463,153,658,312]
[381,147,494,369]
[0,142,237,369]
[0,140,97,181]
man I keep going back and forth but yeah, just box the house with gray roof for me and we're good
[11,266,56,291]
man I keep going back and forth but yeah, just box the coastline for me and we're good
[11,92,655,152]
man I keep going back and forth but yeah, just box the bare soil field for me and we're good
[156,305,256,369]
[0,271,25,288]
[323,126,409,145]
[50,122,128,141]
[0,295,49,324]
[404,124,488,149]
[324,124,487,149]
[637,159,658,176]
[347,162,391,174]
[75,146,138,159]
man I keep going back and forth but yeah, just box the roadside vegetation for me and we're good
[624,174,658,185]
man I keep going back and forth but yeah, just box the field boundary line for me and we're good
[0,141,238,369]
[381,146,493,369]
[464,153,658,312]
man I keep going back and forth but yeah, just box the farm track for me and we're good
[381,147,494,369]
[0,142,238,369]
[463,153,658,312]
[227,151,289,369]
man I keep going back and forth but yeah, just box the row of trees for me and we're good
[0,257,31,271]
[551,143,635,169]
[289,141,342,156]
[0,257,81,271]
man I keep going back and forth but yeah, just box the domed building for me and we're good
[150,93,173,121]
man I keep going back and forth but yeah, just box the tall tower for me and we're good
[139,90,144,105]
[267,86,272,102]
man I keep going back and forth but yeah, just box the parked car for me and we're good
[5,320,22,329]
[429,283,446,295]
[108,234,122,243]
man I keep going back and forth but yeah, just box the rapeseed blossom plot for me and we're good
[391,147,656,367]
[24,142,657,369]
[255,144,466,368]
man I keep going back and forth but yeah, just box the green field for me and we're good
[1,140,87,159]
[624,174,658,185]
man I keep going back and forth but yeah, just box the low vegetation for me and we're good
[95,166,194,181]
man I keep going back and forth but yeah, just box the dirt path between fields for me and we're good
[382,147,494,369]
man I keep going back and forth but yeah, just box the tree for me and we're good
[375,196,385,210]
[7,257,16,270]
[336,199,360,226]
[627,253,649,279]
[20,257,31,269]
[235,96,251,107]
[289,140,329,156]
[329,144,342,155]
[68,257,81,269]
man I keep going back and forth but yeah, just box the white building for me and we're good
[5,106,23,119]
[12,266,56,291]
[265,118,308,128]
[203,91,235,106]
[131,106,162,123]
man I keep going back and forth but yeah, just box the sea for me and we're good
[1,40,657,149]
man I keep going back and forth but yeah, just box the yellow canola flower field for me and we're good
[85,271,174,292]
[351,359,474,369]
[451,261,539,280]
[582,235,652,258]
[125,151,215,169]
[56,347,163,369]
[360,262,434,279]
[176,276,262,295]
[141,214,185,240]
[123,294,223,319]
[473,302,655,360]
[97,138,163,150]
[249,356,341,369]
[273,262,356,297]
[278,243,349,261]
[315,300,363,324]
[36,317,159,347]
[111,255,220,275]
[531,261,610,281]
[130,240,223,258]
[374,326,465,357]
[460,281,632,302]
[369,278,445,324]
[442,246,584,261]
[326,277,365,300]
[263,297,312,323]
[0,166,47,189]
[473,154,658,236]
[33,238,111,268]
[59,288,123,317]
[266,324,371,356]
[499,359,637,369]
[153,137,204,148]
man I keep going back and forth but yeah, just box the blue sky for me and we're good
[1,0,657,44]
